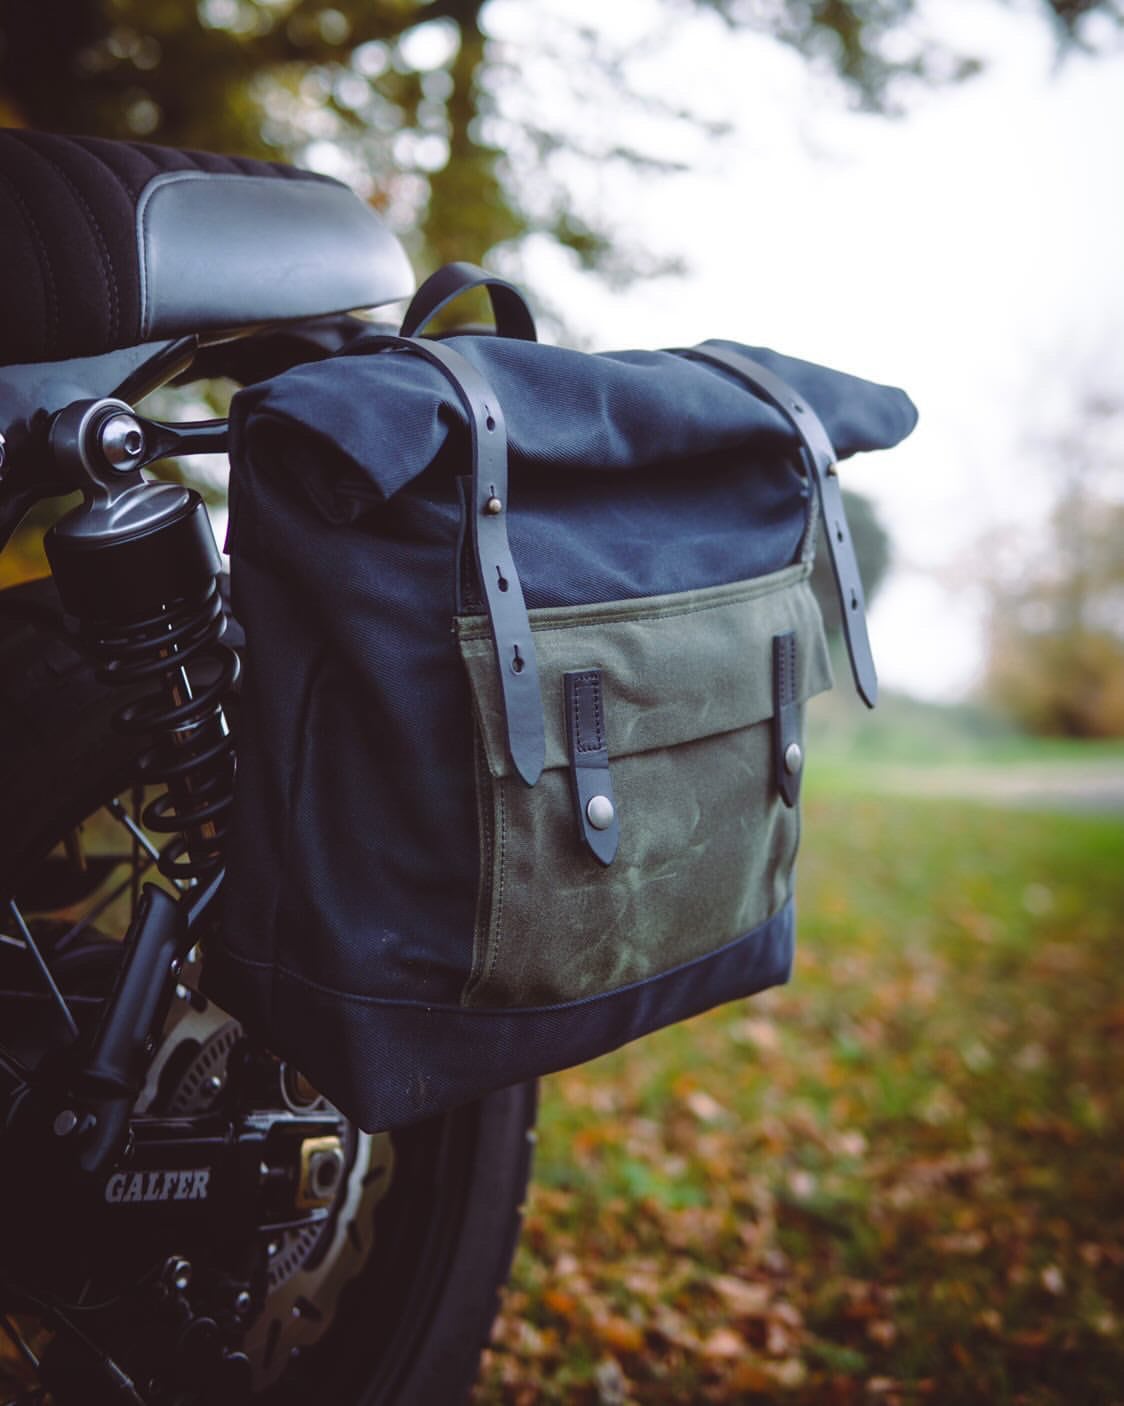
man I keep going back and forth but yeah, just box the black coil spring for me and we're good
[86,577,240,879]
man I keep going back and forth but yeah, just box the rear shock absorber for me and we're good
[44,398,238,879]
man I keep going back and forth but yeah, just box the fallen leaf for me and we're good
[703,1326,747,1359]
[685,1089,725,1123]
[725,1359,774,1393]
[711,1274,771,1317]
[594,1315,645,1355]
[931,1231,987,1255]
[867,1320,897,1348]
[1040,1265,1065,1295]
[975,1308,1002,1335]
[733,1018,780,1052]
[543,1289,579,1321]
[768,1357,809,1388]
[787,1169,816,1199]
[593,1356,630,1406]
[766,1319,793,1355]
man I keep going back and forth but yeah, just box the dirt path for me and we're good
[869,761,1124,814]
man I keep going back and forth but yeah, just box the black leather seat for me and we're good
[0,130,414,367]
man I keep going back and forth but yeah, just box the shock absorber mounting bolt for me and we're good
[98,411,147,471]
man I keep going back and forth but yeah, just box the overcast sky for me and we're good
[491,0,1124,701]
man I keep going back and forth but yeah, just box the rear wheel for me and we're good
[0,578,535,1405]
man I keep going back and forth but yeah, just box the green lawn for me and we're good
[473,763,1124,1403]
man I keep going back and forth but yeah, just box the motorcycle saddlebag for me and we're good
[209,317,917,1131]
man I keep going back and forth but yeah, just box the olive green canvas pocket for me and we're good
[454,563,832,1010]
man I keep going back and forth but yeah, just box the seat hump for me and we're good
[0,130,414,366]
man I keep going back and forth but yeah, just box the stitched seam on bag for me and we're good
[221,897,794,1012]
[529,586,801,633]
[573,671,603,753]
[777,634,796,704]
[485,776,509,994]
[464,731,499,1004]
[462,604,832,783]
[455,564,811,641]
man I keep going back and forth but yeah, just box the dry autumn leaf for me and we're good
[593,1315,646,1355]
[702,1326,747,1359]
[711,1274,772,1317]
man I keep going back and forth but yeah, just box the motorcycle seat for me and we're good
[0,129,414,368]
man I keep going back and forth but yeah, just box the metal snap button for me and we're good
[586,795,615,830]
[784,742,803,775]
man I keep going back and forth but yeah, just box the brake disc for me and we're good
[141,976,395,1391]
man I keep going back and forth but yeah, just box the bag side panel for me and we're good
[467,719,799,1006]
[221,458,483,1007]
[458,567,831,1009]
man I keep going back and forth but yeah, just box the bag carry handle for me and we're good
[677,342,879,709]
[363,333,545,785]
[399,262,538,342]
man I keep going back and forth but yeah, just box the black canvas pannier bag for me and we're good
[210,269,917,1130]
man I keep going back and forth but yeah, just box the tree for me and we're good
[1,0,1120,280]
[982,391,1124,737]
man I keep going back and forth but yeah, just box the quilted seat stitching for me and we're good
[16,138,121,347]
[71,135,160,202]
[0,133,347,362]
[0,166,58,359]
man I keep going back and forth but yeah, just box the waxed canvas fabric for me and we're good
[211,332,917,1130]
[456,565,834,1007]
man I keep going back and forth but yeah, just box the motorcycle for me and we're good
[0,128,536,1404]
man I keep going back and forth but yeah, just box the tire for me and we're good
[0,576,535,1405]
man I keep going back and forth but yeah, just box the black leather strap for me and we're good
[399,262,538,342]
[364,334,545,785]
[564,669,619,866]
[678,342,878,708]
[772,632,802,808]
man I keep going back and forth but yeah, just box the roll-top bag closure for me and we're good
[372,335,866,789]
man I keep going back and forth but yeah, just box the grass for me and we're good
[472,747,1124,1404]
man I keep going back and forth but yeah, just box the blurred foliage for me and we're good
[0,0,1117,608]
[0,0,1121,280]
[982,392,1124,738]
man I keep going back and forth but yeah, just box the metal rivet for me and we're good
[784,742,803,775]
[586,795,615,830]
[484,496,503,515]
[163,1256,192,1292]
[53,1109,78,1137]
[825,462,839,477]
